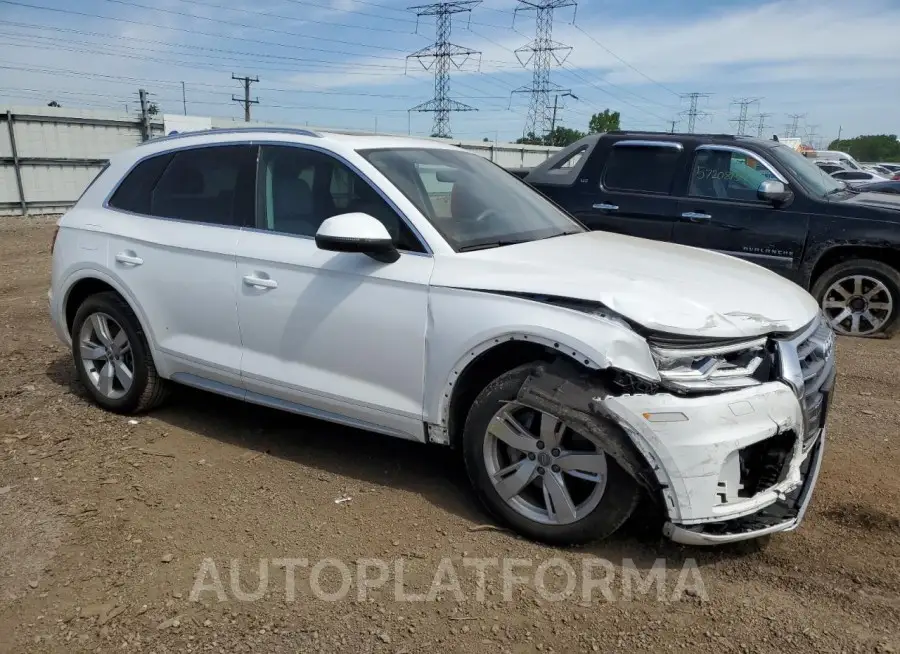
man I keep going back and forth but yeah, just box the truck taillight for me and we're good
[50,225,60,256]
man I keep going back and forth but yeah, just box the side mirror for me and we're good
[758,179,793,206]
[315,213,399,263]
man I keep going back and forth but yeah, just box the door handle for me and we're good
[681,212,712,223]
[242,274,278,290]
[115,252,143,266]
[593,202,619,211]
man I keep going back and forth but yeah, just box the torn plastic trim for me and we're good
[664,430,825,545]
[514,359,662,494]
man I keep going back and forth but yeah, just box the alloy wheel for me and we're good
[483,404,608,525]
[822,274,894,336]
[78,312,134,400]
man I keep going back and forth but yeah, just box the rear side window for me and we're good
[108,153,174,214]
[602,144,682,194]
[108,145,258,226]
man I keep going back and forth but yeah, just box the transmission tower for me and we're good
[805,124,820,149]
[785,113,806,138]
[679,92,711,133]
[755,112,773,138]
[511,0,577,139]
[730,97,761,136]
[407,1,482,139]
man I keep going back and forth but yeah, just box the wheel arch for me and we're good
[807,244,900,289]
[437,333,608,450]
[61,269,158,352]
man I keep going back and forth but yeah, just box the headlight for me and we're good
[649,337,769,392]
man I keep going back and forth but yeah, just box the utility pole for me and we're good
[785,113,805,138]
[407,1,481,139]
[231,73,259,122]
[679,92,711,133]
[667,119,679,134]
[138,88,151,142]
[755,112,773,138]
[181,81,187,116]
[837,125,842,143]
[730,97,761,136]
[549,91,577,139]
[512,0,577,139]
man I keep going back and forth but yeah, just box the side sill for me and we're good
[170,373,419,441]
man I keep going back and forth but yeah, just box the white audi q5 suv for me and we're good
[49,128,836,546]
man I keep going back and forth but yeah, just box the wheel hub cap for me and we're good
[822,274,894,336]
[483,404,608,526]
[78,312,135,400]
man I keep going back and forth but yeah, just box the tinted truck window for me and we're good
[602,144,682,194]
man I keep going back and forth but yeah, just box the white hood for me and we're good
[431,231,819,338]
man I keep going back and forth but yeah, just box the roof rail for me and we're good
[141,126,321,146]
[606,130,739,139]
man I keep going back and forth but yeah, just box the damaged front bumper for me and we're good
[517,336,834,545]
[662,431,825,545]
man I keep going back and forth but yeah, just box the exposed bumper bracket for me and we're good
[664,429,826,545]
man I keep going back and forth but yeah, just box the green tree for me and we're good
[588,109,621,134]
[515,132,544,145]
[546,126,586,147]
[827,135,900,162]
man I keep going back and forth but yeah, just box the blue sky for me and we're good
[0,0,897,144]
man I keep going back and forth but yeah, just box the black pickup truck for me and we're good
[511,131,900,337]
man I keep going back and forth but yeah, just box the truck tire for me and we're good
[812,259,900,337]
[462,363,642,545]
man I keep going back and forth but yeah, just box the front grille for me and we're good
[778,315,836,449]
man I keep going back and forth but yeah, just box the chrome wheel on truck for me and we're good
[821,274,893,336]
[813,259,900,337]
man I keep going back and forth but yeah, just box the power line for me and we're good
[231,74,259,122]
[406,1,482,138]
[729,97,760,136]
[679,92,711,133]
[512,0,577,138]
[571,24,679,97]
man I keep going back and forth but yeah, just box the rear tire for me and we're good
[812,259,900,337]
[70,292,168,414]
[462,363,642,546]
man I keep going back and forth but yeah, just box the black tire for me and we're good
[461,363,642,546]
[70,291,168,414]
[811,259,900,337]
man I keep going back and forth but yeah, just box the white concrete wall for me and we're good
[1,106,560,215]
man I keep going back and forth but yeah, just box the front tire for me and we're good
[812,259,900,337]
[70,292,168,414]
[462,364,641,546]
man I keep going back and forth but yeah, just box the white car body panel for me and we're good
[430,230,819,338]
[235,228,433,441]
[50,128,832,546]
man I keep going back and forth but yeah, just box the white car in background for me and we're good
[49,128,835,546]
[830,169,890,186]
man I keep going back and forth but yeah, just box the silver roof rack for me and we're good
[141,126,321,145]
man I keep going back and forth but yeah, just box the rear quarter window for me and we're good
[602,144,682,194]
[107,153,175,215]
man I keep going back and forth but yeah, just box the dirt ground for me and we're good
[0,216,898,654]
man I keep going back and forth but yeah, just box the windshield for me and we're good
[769,144,847,197]
[359,148,584,251]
